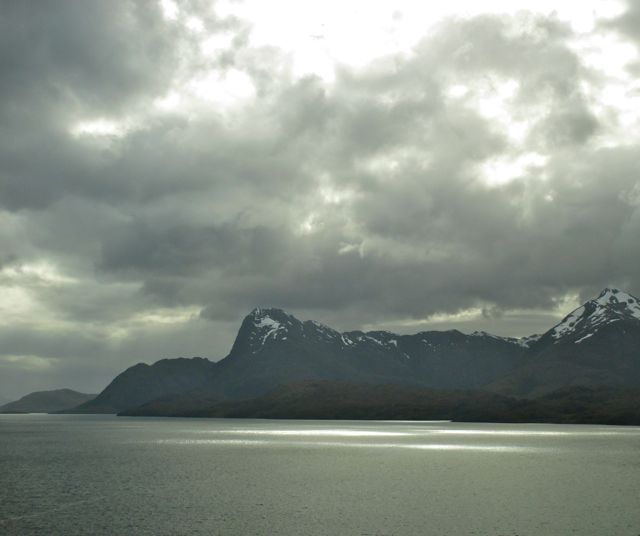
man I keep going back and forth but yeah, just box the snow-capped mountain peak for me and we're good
[241,307,299,352]
[594,288,640,313]
[549,288,640,343]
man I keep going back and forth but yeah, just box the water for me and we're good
[1,415,640,535]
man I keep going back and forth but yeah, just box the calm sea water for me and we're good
[1,415,639,535]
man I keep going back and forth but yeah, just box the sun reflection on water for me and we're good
[155,438,540,452]
[150,423,640,453]
[214,429,412,437]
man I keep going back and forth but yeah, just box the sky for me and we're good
[1,0,640,398]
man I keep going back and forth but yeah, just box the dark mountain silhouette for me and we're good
[66,307,525,413]
[66,288,640,421]
[67,357,216,413]
[0,389,96,413]
[203,306,526,400]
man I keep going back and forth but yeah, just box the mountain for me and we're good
[202,306,526,399]
[532,288,640,347]
[67,308,525,414]
[65,357,216,414]
[0,389,96,413]
[490,288,640,396]
[66,287,640,416]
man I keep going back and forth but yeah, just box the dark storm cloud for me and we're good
[0,2,639,397]
[0,2,175,110]
[90,15,616,321]
[604,0,640,40]
[0,0,178,209]
[0,0,243,210]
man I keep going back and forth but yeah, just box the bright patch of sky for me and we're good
[363,292,586,338]
[0,355,57,371]
[213,0,625,76]
[480,152,549,187]
[74,0,636,160]
[0,261,77,285]
[71,119,131,138]
[141,0,636,190]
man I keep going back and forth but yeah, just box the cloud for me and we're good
[1,2,639,397]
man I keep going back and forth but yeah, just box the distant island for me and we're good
[9,288,640,425]
[0,389,96,414]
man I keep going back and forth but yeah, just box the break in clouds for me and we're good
[1,0,639,397]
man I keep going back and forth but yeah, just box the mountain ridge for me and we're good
[64,287,640,415]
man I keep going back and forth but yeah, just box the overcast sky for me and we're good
[1,0,640,398]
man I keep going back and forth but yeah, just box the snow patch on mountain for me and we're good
[595,288,640,318]
[575,333,593,344]
[340,334,354,346]
[309,320,339,339]
[518,333,542,348]
[364,332,402,350]
[255,316,281,330]
[470,330,540,348]
[247,308,292,351]
[551,306,586,340]
[256,318,283,346]
[365,335,385,347]
[548,288,640,344]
